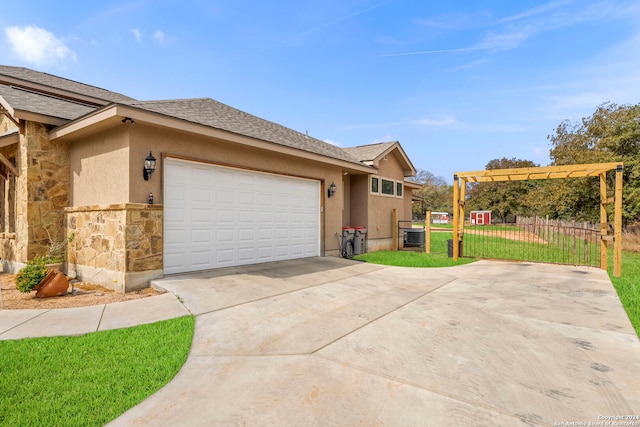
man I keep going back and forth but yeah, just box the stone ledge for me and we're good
[65,203,163,213]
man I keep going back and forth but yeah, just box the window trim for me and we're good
[396,181,403,198]
[370,175,380,195]
[381,178,395,196]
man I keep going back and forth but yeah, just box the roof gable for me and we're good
[344,141,416,176]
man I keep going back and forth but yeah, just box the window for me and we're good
[396,182,403,197]
[370,176,379,194]
[381,179,395,195]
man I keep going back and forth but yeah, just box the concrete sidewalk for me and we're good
[0,292,189,340]
[107,258,640,426]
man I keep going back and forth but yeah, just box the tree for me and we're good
[466,157,539,223]
[548,101,640,223]
[409,169,452,219]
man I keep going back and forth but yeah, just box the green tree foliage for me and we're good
[409,169,452,219]
[466,157,540,223]
[548,101,640,222]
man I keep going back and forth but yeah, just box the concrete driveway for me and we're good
[110,257,640,426]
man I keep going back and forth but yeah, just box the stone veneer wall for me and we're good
[66,204,163,293]
[20,121,69,262]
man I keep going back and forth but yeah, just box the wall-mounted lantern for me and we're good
[328,181,337,198]
[143,151,156,181]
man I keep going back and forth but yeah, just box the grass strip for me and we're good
[609,250,640,337]
[0,315,194,427]
[354,232,476,267]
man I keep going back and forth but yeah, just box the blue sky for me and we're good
[1,1,639,182]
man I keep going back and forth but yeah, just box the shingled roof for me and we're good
[0,65,136,104]
[1,65,398,169]
[0,83,97,121]
[125,98,362,164]
[343,141,397,163]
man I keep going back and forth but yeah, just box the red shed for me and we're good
[470,210,491,225]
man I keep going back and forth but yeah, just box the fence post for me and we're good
[425,211,431,254]
[392,208,398,251]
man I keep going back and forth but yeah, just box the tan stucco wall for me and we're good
[349,174,368,227]
[342,174,351,228]
[365,150,411,249]
[69,126,130,206]
[69,123,347,254]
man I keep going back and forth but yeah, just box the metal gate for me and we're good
[461,217,601,267]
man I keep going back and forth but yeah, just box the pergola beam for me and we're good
[457,162,621,183]
[453,162,623,277]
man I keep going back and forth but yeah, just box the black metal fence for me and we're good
[461,217,601,267]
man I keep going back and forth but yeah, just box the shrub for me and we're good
[15,256,49,293]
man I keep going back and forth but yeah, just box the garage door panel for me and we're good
[217,228,235,243]
[164,158,320,274]
[217,209,235,224]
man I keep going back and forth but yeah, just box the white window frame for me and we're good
[370,175,380,195]
[381,178,395,197]
[395,181,403,198]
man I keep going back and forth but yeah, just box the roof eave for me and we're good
[0,94,72,126]
[0,128,19,148]
[49,104,375,174]
[0,73,111,106]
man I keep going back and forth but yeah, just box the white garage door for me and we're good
[163,157,321,274]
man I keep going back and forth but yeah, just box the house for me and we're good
[0,65,417,292]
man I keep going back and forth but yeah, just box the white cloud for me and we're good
[373,133,396,143]
[131,29,142,42]
[153,30,165,44]
[498,0,575,24]
[5,25,76,65]
[413,116,459,127]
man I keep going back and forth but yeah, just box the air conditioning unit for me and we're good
[404,229,425,246]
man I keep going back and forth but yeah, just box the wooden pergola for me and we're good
[452,162,624,277]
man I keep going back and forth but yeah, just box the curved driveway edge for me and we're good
[110,257,640,426]
[0,293,189,340]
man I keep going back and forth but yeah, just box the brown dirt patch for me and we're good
[464,228,548,244]
[0,274,165,310]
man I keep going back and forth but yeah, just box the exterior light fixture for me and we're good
[122,117,135,124]
[328,181,337,198]
[143,151,156,181]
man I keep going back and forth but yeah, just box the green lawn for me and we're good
[354,232,476,267]
[0,315,194,427]
[609,250,640,337]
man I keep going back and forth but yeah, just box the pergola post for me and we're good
[459,178,466,255]
[614,165,623,277]
[452,174,459,260]
[600,172,608,270]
